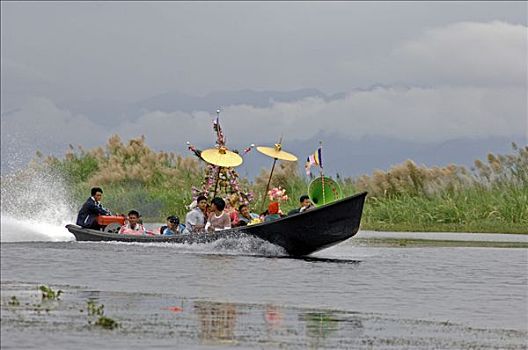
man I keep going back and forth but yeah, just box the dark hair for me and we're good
[196,195,207,203]
[238,204,248,212]
[167,215,179,225]
[128,210,140,217]
[91,187,103,196]
[300,195,310,203]
[211,197,225,211]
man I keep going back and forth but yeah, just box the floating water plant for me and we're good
[8,296,20,306]
[39,285,63,300]
[94,316,119,330]
[86,300,120,330]
[87,300,104,316]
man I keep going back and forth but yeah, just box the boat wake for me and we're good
[1,166,288,256]
[0,215,73,242]
[209,235,288,256]
[1,167,75,243]
[93,235,288,257]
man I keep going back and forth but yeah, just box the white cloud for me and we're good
[2,84,525,161]
[2,83,525,176]
[220,85,526,144]
[1,97,108,152]
[116,110,214,150]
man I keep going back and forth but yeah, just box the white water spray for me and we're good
[1,167,75,242]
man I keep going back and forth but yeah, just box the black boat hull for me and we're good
[66,191,367,256]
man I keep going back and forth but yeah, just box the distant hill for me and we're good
[134,88,330,113]
[59,88,334,127]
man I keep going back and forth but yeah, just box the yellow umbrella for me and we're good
[256,144,298,162]
[256,142,298,211]
[201,147,243,167]
[201,146,243,198]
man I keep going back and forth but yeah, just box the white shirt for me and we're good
[185,208,206,232]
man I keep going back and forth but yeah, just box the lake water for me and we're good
[1,220,527,349]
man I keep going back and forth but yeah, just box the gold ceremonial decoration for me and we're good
[256,144,298,161]
[201,146,243,167]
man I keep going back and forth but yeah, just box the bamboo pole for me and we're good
[260,158,278,212]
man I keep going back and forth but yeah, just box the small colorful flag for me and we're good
[305,147,323,177]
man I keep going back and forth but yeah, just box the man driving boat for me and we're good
[76,187,111,230]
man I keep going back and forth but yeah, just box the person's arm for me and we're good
[195,211,206,231]
[205,213,214,232]
[100,205,111,215]
[193,223,205,231]
[86,200,108,215]
[187,211,203,233]
[222,213,231,229]
[230,211,239,226]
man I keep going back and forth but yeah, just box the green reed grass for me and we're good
[21,136,528,233]
[357,144,527,233]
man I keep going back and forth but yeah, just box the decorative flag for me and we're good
[212,110,225,145]
[305,147,323,177]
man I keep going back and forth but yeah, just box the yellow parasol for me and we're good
[201,146,243,197]
[256,145,298,162]
[256,142,298,211]
[201,147,243,167]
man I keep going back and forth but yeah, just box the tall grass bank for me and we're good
[4,135,526,234]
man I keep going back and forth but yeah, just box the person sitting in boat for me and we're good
[185,195,208,233]
[264,202,283,222]
[225,193,240,227]
[76,187,111,230]
[160,215,185,235]
[205,197,231,232]
[236,204,259,226]
[287,195,314,215]
[118,210,146,235]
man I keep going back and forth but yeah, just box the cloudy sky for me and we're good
[1,1,527,176]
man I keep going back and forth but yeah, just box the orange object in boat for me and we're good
[97,215,125,226]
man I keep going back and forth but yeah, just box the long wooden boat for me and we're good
[66,191,367,256]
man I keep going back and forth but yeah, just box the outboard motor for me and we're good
[97,215,126,233]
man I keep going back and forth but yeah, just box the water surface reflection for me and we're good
[2,282,526,349]
[194,301,237,344]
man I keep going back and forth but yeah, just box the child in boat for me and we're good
[119,210,146,235]
[225,193,240,227]
[205,197,231,232]
[160,215,186,235]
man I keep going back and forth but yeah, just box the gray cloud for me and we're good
[1,97,107,151]
[390,21,527,86]
[1,2,526,101]
[1,2,527,175]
